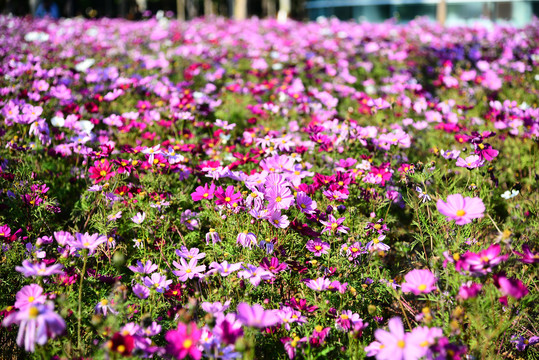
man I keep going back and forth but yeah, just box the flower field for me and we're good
[0,14,538,359]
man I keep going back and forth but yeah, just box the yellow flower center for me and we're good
[117,345,125,353]
[374,224,381,230]
[331,223,338,230]
[418,284,427,291]
[420,341,429,347]
[340,314,349,320]
[315,245,322,251]
[203,193,209,198]
[185,269,192,273]
[28,307,39,318]
[183,339,193,348]
[276,196,282,202]
[101,299,108,306]
[28,296,35,302]
[456,209,466,217]
[397,340,406,348]
[100,170,107,177]
[225,197,231,202]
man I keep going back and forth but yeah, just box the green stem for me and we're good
[77,253,88,355]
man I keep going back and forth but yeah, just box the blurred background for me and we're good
[2,0,539,26]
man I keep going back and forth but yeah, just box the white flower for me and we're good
[51,116,65,127]
[131,212,146,224]
[501,189,519,199]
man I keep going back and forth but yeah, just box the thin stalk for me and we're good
[77,253,88,355]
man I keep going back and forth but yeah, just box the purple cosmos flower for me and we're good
[205,228,221,245]
[365,235,390,252]
[236,231,257,249]
[305,277,331,291]
[513,245,539,264]
[2,302,66,352]
[306,239,330,256]
[236,303,281,328]
[201,301,230,316]
[511,335,539,351]
[401,269,437,295]
[132,284,150,299]
[208,261,243,277]
[296,192,317,214]
[16,260,64,277]
[71,232,108,255]
[15,284,47,309]
[436,194,485,225]
[276,306,306,331]
[372,317,423,360]
[143,273,172,293]
[95,299,118,317]
[237,264,273,287]
[175,246,206,261]
[320,215,349,234]
[128,260,158,274]
[172,258,206,282]
[267,210,290,229]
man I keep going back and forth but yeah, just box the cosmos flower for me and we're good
[306,239,330,256]
[172,258,206,282]
[2,302,66,352]
[165,322,202,360]
[371,317,423,360]
[14,284,47,309]
[401,269,437,295]
[320,215,349,234]
[191,183,216,201]
[16,260,64,277]
[436,194,485,225]
[236,303,281,328]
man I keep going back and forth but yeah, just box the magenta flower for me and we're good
[2,302,66,352]
[215,185,242,208]
[493,273,529,302]
[172,258,206,282]
[436,194,485,225]
[132,284,150,299]
[335,310,365,332]
[458,281,482,300]
[306,239,330,256]
[260,257,288,274]
[15,284,47,309]
[16,260,64,277]
[165,322,202,360]
[372,317,423,360]
[236,303,281,328]
[191,183,216,202]
[401,269,437,295]
[513,245,539,264]
[456,244,508,276]
[320,215,349,234]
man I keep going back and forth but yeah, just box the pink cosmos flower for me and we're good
[215,185,242,208]
[320,215,349,234]
[88,159,115,183]
[172,258,206,282]
[456,155,484,169]
[305,277,331,291]
[493,273,529,302]
[458,281,482,300]
[14,284,47,309]
[401,269,437,295]
[513,245,539,264]
[296,192,317,214]
[71,232,108,255]
[236,303,281,328]
[372,317,423,360]
[306,239,330,256]
[266,185,294,211]
[191,183,215,201]
[267,210,290,229]
[436,194,485,225]
[165,322,202,360]
[208,261,243,277]
[456,244,508,276]
[16,260,64,277]
[237,264,273,287]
